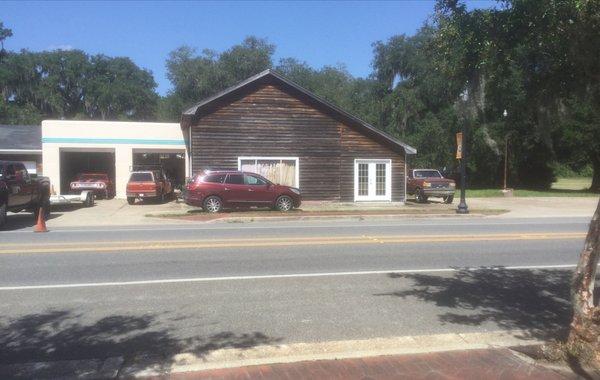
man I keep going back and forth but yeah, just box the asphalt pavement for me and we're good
[0,216,594,366]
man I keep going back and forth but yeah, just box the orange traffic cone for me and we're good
[33,206,48,233]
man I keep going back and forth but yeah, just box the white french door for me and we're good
[354,159,392,201]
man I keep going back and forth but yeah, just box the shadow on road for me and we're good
[2,213,62,231]
[0,309,280,372]
[375,268,596,341]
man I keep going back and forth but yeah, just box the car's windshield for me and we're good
[129,172,153,182]
[414,170,442,178]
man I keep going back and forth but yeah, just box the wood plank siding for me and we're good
[340,125,406,202]
[190,82,406,201]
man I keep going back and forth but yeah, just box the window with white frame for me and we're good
[238,157,299,187]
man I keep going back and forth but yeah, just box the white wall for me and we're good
[42,120,187,198]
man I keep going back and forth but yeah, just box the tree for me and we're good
[85,55,157,120]
[164,37,274,120]
[568,198,600,362]
[0,41,158,123]
[0,21,12,51]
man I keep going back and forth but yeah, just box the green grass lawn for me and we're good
[466,177,597,198]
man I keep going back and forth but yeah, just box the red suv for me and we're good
[184,170,301,212]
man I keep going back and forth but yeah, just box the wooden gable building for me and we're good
[181,70,416,202]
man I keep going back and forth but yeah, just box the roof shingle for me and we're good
[0,124,42,151]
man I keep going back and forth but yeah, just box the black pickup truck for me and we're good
[0,161,51,229]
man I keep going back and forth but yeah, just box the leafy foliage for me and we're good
[370,0,599,190]
[0,34,157,124]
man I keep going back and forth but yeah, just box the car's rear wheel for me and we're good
[415,188,428,203]
[203,196,222,213]
[127,197,135,205]
[275,195,293,212]
[443,195,454,204]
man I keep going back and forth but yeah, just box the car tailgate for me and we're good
[127,182,157,192]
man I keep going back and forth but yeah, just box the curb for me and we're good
[0,330,543,379]
[206,213,493,224]
[138,330,543,377]
[147,212,498,224]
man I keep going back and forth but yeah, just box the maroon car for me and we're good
[185,170,301,212]
[70,173,115,199]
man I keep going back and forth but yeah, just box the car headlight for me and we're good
[423,182,431,188]
[449,182,456,188]
[290,188,301,195]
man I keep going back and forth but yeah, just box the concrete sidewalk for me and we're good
[4,330,596,379]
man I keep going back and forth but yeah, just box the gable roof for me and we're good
[0,124,42,152]
[181,69,416,155]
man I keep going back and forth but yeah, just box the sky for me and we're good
[2,1,497,96]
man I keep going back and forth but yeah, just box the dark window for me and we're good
[225,174,244,184]
[129,172,153,182]
[6,164,16,177]
[244,175,266,185]
[203,174,226,184]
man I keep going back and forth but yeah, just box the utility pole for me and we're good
[503,110,508,190]
[503,137,508,189]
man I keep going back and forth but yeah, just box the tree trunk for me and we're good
[568,198,600,358]
[591,156,600,193]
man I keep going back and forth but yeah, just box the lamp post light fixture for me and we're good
[456,90,469,214]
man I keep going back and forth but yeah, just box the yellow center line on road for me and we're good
[0,232,586,255]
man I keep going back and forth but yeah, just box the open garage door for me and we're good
[132,150,185,188]
[60,149,115,194]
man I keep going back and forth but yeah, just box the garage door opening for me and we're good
[60,150,115,195]
[132,151,185,188]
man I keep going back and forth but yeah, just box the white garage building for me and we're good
[42,120,188,199]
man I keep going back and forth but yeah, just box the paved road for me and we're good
[0,216,593,364]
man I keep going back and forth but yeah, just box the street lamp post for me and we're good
[502,109,509,190]
[457,90,469,214]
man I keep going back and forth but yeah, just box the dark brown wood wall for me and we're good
[190,83,405,201]
[340,125,405,202]
[191,84,342,200]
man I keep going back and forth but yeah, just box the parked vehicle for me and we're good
[70,173,115,199]
[407,169,455,203]
[184,170,302,213]
[126,170,173,205]
[0,160,51,229]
